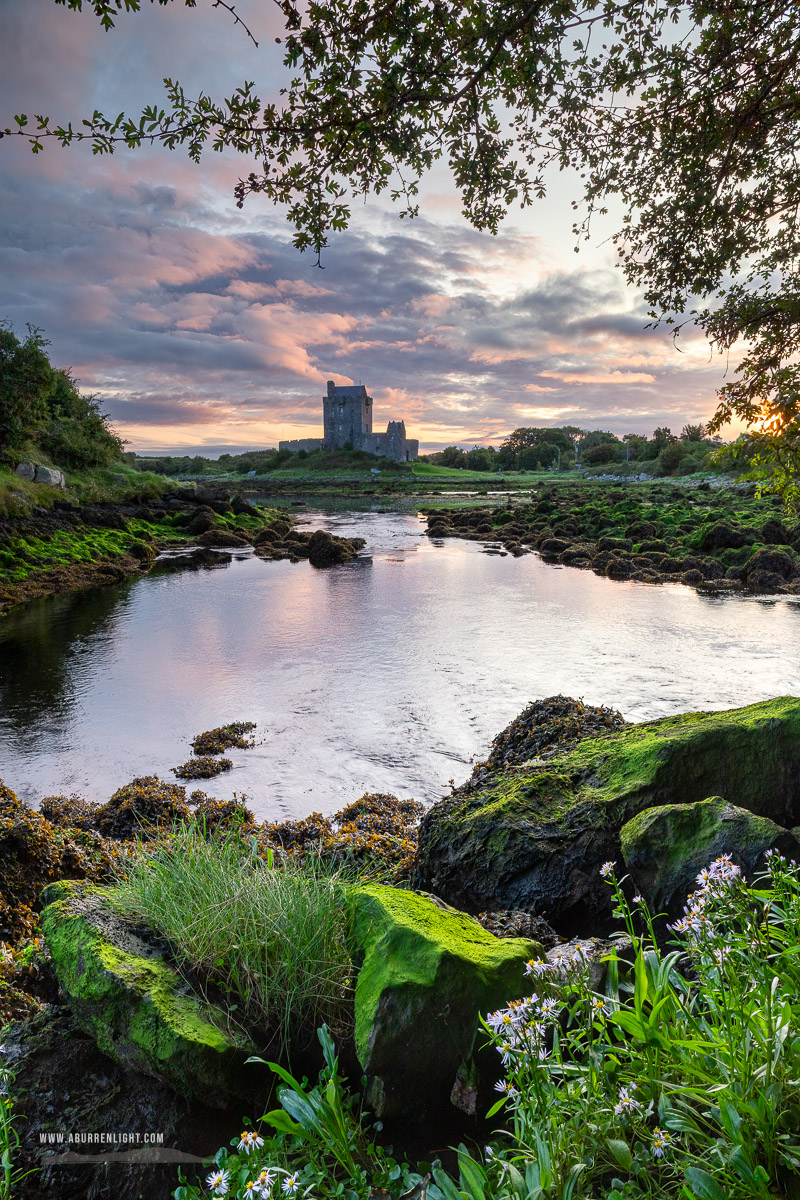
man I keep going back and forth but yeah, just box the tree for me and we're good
[0,324,53,454]
[681,423,707,443]
[6,0,800,500]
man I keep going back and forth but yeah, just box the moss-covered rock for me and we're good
[350,884,540,1120]
[414,696,800,934]
[620,797,800,916]
[40,880,258,1106]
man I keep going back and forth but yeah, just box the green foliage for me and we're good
[477,855,800,1198]
[0,324,53,455]
[113,825,355,1055]
[0,1047,38,1198]
[0,322,123,469]
[174,1025,430,1200]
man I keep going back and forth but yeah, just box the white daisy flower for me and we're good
[525,958,551,977]
[206,1168,230,1196]
[238,1131,265,1154]
[613,1084,643,1117]
[600,861,616,879]
[651,1127,673,1157]
[282,1172,301,1195]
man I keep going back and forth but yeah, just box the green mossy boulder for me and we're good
[350,884,540,1121]
[620,797,800,916]
[414,697,800,934]
[40,880,258,1106]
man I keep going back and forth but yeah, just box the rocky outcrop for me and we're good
[413,697,800,934]
[40,880,259,1106]
[253,526,366,567]
[14,463,65,488]
[620,797,800,916]
[350,884,540,1120]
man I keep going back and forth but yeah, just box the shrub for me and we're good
[113,825,354,1054]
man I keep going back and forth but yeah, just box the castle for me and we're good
[279,382,419,463]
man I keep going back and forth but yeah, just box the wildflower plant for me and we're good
[174,1026,429,1200]
[478,853,800,1198]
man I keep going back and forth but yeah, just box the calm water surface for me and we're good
[1,504,799,820]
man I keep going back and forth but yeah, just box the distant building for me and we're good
[279,382,419,463]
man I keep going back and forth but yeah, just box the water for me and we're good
[1,505,799,820]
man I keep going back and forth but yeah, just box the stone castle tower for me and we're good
[279,381,419,462]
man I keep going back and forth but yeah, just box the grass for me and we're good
[113,825,355,1055]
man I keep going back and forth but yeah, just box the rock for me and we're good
[253,527,281,546]
[747,569,788,593]
[230,495,258,516]
[620,797,800,916]
[307,529,360,567]
[413,697,800,935]
[185,510,216,536]
[597,536,633,552]
[40,881,258,1106]
[79,505,129,531]
[14,462,36,481]
[761,518,791,545]
[539,537,570,554]
[699,521,750,551]
[350,884,540,1120]
[34,466,65,488]
[127,540,155,564]
[194,529,251,549]
[743,547,793,581]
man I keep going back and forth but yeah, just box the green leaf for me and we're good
[684,1167,728,1200]
[607,1139,633,1172]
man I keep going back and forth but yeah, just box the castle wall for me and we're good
[278,438,325,453]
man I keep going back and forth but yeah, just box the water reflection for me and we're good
[0,506,798,817]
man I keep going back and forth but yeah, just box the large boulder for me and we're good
[413,697,800,934]
[34,465,65,488]
[620,797,800,917]
[40,881,258,1106]
[350,884,540,1121]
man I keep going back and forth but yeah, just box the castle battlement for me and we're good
[279,382,418,463]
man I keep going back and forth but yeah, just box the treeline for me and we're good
[426,424,725,474]
[134,446,407,476]
[0,323,123,471]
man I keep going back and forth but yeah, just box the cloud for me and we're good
[0,1,736,452]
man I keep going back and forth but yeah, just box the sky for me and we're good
[0,0,742,455]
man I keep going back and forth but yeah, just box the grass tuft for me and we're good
[112,824,354,1055]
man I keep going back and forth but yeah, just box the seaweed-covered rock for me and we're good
[172,756,232,780]
[194,529,251,549]
[40,880,259,1105]
[620,798,800,916]
[0,782,115,941]
[350,884,540,1120]
[307,529,364,567]
[191,722,256,755]
[743,547,794,581]
[468,694,626,783]
[95,776,190,839]
[699,522,749,551]
[414,697,800,934]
